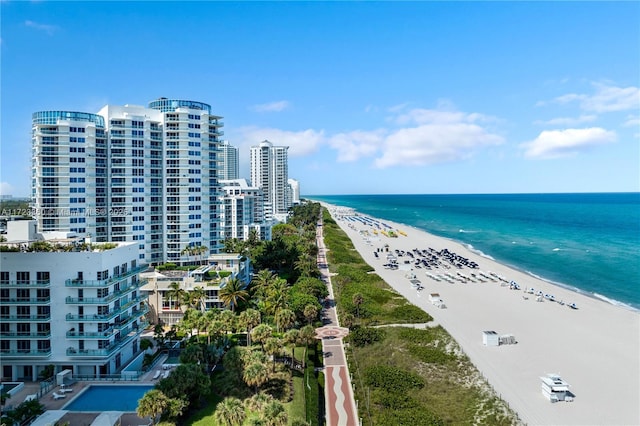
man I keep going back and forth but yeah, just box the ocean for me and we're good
[309,193,640,311]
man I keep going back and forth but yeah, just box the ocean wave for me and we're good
[458,229,478,233]
[593,293,637,311]
[465,244,495,260]
[552,248,561,252]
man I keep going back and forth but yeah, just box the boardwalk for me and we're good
[315,221,359,426]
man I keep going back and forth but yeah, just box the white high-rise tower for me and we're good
[219,141,239,180]
[250,140,289,221]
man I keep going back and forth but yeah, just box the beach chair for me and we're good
[52,392,66,400]
[24,394,37,402]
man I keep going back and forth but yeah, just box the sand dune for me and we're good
[326,205,640,426]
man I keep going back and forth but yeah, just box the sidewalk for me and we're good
[315,221,359,426]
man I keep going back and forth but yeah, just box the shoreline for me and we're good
[448,234,639,313]
[322,202,640,426]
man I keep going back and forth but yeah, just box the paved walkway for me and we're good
[315,221,359,426]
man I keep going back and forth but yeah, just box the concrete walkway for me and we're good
[315,221,359,426]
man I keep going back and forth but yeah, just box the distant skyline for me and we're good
[1,1,638,196]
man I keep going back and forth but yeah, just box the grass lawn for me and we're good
[285,371,307,423]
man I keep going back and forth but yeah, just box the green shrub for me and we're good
[407,345,455,365]
[364,365,424,393]
[390,305,433,322]
[347,326,386,347]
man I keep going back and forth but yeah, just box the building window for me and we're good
[17,340,31,353]
[16,272,30,284]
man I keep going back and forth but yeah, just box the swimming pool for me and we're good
[62,385,154,412]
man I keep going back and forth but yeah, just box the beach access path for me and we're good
[315,219,360,426]
[325,204,640,426]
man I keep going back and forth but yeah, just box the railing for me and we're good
[1,280,51,287]
[65,280,146,305]
[0,349,51,357]
[65,293,148,322]
[66,328,117,339]
[0,297,51,304]
[66,330,141,357]
[0,331,51,338]
[65,265,148,287]
[0,314,51,322]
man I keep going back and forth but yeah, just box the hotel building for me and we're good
[31,98,225,264]
[249,140,290,222]
[0,223,148,381]
[220,178,272,241]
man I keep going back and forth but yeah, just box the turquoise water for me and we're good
[310,193,640,310]
[63,385,154,412]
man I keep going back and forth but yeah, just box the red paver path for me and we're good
[316,220,359,426]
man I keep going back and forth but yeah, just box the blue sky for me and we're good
[1,1,638,196]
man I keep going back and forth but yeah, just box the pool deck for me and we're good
[3,364,166,426]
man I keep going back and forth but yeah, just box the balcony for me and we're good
[66,328,117,339]
[65,294,148,322]
[65,280,146,304]
[0,314,51,322]
[0,297,51,305]
[66,328,143,358]
[1,349,52,358]
[65,265,148,287]
[1,280,51,288]
[0,331,51,338]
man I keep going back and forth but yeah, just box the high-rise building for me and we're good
[0,223,147,381]
[220,178,272,241]
[31,98,224,264]
[219,141,239,180]
[250,140,289,222]
[287,178,301,206]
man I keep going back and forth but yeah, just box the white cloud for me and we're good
[622,114,640,128]
[328,130,386,162]
[522,127,617,159]
[24,20,58,35]
[250,100,290,113]
[374,122,503,168]
[534,115,597,126]
[0,182,14,196]
[544,82,640,113]
[235,126,324,157]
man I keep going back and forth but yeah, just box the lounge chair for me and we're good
[152,370,161,380]
[24,394,37,402]
[52,392,66,400]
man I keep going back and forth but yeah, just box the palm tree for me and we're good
[220,309,237,335]
[352,293,364,319]
[252,269,276,298]
[303,304,319,325]
[250,324,273,351]
[137,389,170,425]
[190,286,207,311]
[298,325,317,369]
[243,361,269,393]
[283,329,299,369]
[275,308,296,332]
[214,396,246,426]
[219,277,249,312]
[244,392,273,412]
[239,308,261,346]
[264,337,282,372]
[262,399,288,426]
[265,278,289,318]
[165,282,186,311]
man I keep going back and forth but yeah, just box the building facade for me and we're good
[219,141,239,180]
[0,237,147,381]
[31,98,224,264]
[249,140,290,222]
[220,179,272,242]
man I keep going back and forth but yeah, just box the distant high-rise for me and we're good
[287,178,300,206]
[219,141,239,180]
[250,140,289,221]
[220,178,272,242]
[31,98,225,264]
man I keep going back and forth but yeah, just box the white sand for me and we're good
[324,204,640,426]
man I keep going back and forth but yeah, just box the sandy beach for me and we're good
[324,204,640,426]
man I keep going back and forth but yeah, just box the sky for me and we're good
[1,1,639,197]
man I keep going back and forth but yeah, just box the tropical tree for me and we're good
[264,337,282,372]
[283,329,299,368]
[137,389,171,425]
[262,400,288,426]
[243,361,270,393]
[244,392,273,412]
[298,325,317,368]
[265,278,289,318]
[250,324,273,351]
[303,304,319,325]
[165,282,186,311]
[219,278,249,312]
[220,309,237,335]
[214,396,246,426]
[275,308,296,332]
[252,269,276,298]
[190,286,207,311]
[239,308,261,346]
